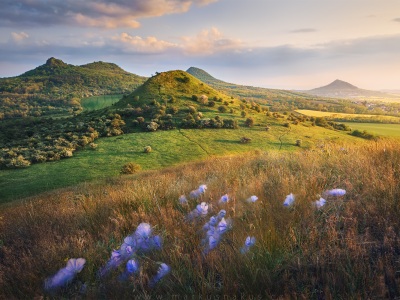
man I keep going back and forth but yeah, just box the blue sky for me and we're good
[1,0,400,90]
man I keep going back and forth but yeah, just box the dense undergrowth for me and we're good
[1,140,400,298]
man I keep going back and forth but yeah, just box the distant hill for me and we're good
[0,57,146,119]
[305,79,398,99]
[186,67,313,101]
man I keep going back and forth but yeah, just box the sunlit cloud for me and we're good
[11,32,29,42]
[182,27,242,55]
[0,0,220,28]
[112,33,178,53]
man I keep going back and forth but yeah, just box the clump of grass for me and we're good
[2,140,400,298]
[120,162,141,174]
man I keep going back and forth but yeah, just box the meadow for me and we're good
[342,122,400,137]
[81,94,123,111]
[1,140,400,298]
[0,122,352,204]
[296,109,400,123]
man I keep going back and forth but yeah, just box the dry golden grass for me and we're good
[1,140,400,298]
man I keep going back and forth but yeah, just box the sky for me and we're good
[1,0,400,90]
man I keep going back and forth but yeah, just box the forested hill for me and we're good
[0,57,147,119]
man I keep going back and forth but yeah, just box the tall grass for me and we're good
[1,140,400,298]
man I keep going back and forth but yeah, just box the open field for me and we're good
[1,140,400,298]
[81,94,123,111]
[342,122,400,137]
[296,109,400,123]
[0,124,357,204]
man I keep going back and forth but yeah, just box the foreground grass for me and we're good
[1,140,400,298]
[0,123,353,204]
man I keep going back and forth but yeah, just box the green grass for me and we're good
[3,140,400,298]
[81,94,123,111]
[296,109,400,122]
[342,122,400,137]
[0,124,356,204]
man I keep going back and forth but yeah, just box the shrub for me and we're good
[295,139,302,147]
[208,101,215,107]
[143,146,152,153]
[241,111,247,118]
[245,117,254,127]
[120,162,141,174]
[89,143,98,150]
[218,105,228,113]
[146,122,159,132]
[188,106,197,114]
[199,95,208,105]
[240,137,252,143]
[191,95,198,102]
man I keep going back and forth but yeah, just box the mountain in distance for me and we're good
[0,57,147,118]
[186,67,313,101]
[304,79,399,100]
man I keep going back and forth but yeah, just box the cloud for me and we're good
[112,33,179,53]
[393,18,400,22]
[182,27,242,55]
[0,0,219,28]
[290,28,317,33]
[11,32,29,42]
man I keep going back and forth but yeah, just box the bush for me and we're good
[199,95,208,105]
[245,117,254,127]
[146,122,159,132]
[120,162,141,174]
[218,105,228,113]
[208,101,215,107]
[240,137,252,143]
[144,146,152,153]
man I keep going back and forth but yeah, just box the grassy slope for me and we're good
[81,94,123,111]
[0,122,356,204]
[1,140,400,298]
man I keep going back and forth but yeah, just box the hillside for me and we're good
[305,79,399,99]
[0,57,146,119]
[2,141,400,298]
[186,67,314,101]
[117,70,230,108]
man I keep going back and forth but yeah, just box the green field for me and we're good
[0,124,354,204]
[296,109,400,122]
[81,94,123,111]
[343,122,400,137]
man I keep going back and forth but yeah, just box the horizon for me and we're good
[1,0,400,90]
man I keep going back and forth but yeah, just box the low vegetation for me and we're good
[1,141,400,298]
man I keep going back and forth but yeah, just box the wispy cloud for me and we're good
[112,33,179,53]
[11,32,29,42]
[290,28,317,33]
[0,0,219,28]
[393,17,400,22]
[181,27,242,55]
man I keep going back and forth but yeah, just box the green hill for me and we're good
[0,57,146,119]
[114,70,245,130]
[117,69,231,109]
